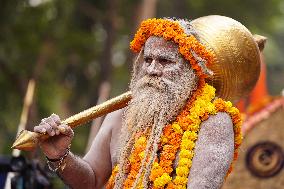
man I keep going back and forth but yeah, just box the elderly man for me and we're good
[34,16,260,189]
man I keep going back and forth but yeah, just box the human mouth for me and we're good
[138,76,162,90]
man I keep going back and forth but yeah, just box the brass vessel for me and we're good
[191,15,261,102]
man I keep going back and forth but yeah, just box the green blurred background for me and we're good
[0,0,284,187]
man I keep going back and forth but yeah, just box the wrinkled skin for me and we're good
[34,37,234,189]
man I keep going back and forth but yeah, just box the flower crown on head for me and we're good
[130,18,215,79]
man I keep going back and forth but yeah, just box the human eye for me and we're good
[144,57,153,64]
[158,57,173,66]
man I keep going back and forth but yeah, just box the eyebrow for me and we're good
[143,50,178,61]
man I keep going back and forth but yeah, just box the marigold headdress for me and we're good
[130,15,261,102]
[130,18,214,81]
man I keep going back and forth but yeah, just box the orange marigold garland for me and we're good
[166,83,216,188]
[149,124,182,188]
[106,84,242,188]
[123,134,148,188]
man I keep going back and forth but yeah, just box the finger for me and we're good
[45,117,58,130]
[51,113,61,125]
[40,118,47,124]
[34,126,46,134]
[55,129,60,135]
[58,125,66,133]
[58,124,74,137]
[39,122,55,136]
[45,118,58,135]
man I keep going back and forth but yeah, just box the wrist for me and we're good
[46,144,71,172]
[45,145,71,160]
[46,155,62,162]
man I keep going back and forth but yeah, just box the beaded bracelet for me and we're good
[46,144,71,172]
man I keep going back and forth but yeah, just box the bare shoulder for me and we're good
[101,108,124,135]
[195,112,234,154]
[88,108,124,140]
[88,108,124,155]
[97,108,124,166]
[203,112,232,127]
[200,112,233,139]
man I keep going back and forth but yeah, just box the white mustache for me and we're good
[135,76,185,94]
[136,76,163,90]
[161,78,184,91]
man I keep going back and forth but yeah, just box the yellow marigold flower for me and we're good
[228,107,239,115]
[193,117,201,125]
[186,115,201,125]
[153,173,172,188]
[192,108,205,117]
[153,162,160,169]
[189,111,199,119]
[183,131,198,141]
[206,103,216,114]
[113,165,119,172]
[173,176,188,185]
[193,98,202,105]
[129,155,136,163]
[204,84,215,96]
[172,123,183,134]
[179,158,192,167]
[150,167,164,180]
[176,166,189,177]
[225,101,233,108]
[139,151,145,159]
[179,149,194,159]
[198,99,207,107]
[187,124,200,132]
[161,136,168,144]
[181,139,195,150]
[135,136,146,147]
[176,185,186,189]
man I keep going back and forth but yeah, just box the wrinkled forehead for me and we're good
[144,36,180,58]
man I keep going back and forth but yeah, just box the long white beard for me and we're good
[115,62,198,188]
[126,61,198,134]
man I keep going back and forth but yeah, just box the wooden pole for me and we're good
[4,79,35,189]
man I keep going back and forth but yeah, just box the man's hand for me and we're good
[34,113,74,160]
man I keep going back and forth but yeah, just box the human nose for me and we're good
[146,60,163,77]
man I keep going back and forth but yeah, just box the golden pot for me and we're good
[191,15,261,102]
